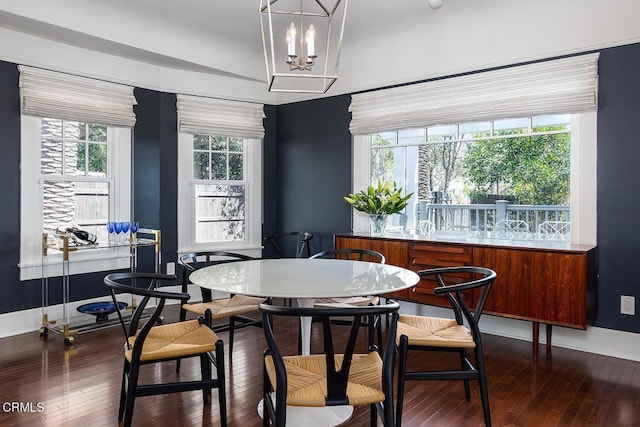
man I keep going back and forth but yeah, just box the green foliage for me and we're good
[344,180,413,214]
[462,127,570,205]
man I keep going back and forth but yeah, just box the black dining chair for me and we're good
[395,266,497,427]
[178,251,265,364]
[103,272,227,427]
[263,231,313,306]
[260,300,400,427]
[263,231,314,259]
[310,248,386,348]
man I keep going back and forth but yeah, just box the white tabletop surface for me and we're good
[188,258,420,299]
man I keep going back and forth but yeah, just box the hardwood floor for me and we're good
[1,307,639,426]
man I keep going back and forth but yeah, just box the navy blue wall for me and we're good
[2,42,640,334]
[595,43,640,330]
[272,95,353,254]
[133,89,178,274]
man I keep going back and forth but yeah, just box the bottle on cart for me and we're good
[66,227,97,243]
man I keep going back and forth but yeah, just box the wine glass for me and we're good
[121,221,130,242]
[130,221,139,242]
[114,221,123,244]
[106,221,115,244]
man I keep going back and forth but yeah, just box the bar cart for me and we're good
[40,228,161,344]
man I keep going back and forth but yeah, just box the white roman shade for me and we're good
[18,65,137,128]
[177,95,265,139]
[349,53,599,135]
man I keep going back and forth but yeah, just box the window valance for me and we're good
[18,66,137,128]
[349,53,599,135]
[177,95,265,139]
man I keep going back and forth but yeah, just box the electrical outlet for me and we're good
[621,295,635,315]
[166,262,175,275]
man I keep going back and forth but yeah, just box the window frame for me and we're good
[19,115,132,281]
[177,132,262,254]
[352,112,597,246]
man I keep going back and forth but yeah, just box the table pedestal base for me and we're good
[257,396,353,426]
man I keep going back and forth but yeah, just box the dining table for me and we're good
[189,257,420,426]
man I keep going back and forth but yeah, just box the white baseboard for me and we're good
[3,296,639,363]
[0,284,211,339]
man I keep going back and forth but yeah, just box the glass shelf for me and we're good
[40,228,161,344]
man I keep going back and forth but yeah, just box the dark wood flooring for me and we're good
[1,306,639,426]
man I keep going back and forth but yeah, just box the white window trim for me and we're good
[19,116,132,280]
[351,112,597,246]
[177,132,263,254]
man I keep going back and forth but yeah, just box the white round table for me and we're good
[189,258,420,426]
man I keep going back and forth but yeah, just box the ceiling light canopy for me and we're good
[259,0,349,94]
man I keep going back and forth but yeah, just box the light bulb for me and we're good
[286,22,297,56]
[429,0,443,9]
[305,24,316,57]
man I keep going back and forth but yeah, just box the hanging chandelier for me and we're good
[259,0,349,94]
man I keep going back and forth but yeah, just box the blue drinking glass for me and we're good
[114,221,123,243]
[122,221,130,242]
[106,221,115,244]
[130,221,139,241]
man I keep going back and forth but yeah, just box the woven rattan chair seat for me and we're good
[264,353,385,407]
[397,314,475,348]
[126,319,218,362]
[182,295,265,319]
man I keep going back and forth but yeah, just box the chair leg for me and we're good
[262,360,271,427]
[200,353,211,403]
[460,349,472,401]
[396,336,409,427]
[370,403,377,427]
[229,317,235,359]
[367,315,375,348]
[215,340,227,426]
[376,315,383,349]
[118,359,129,421]
[123,360,141,427]
[475,346,491,427]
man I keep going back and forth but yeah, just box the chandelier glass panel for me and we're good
[259,0,348,93]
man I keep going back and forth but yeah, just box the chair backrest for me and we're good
[178,251,255,292]
[259,301,399,405]
[310,248,386,264]
[103,272,184,354]
[420,266,497,334]
[263,231,313,258]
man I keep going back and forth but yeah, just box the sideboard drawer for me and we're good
[409,243,472,306]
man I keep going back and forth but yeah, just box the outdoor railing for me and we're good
[420,200,570,240]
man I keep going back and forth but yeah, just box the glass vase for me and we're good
[368,214,388,235]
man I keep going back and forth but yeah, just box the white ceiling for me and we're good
[0,0,433,83]
[1,0,640,104]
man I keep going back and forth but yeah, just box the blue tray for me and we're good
[77,301,128,322]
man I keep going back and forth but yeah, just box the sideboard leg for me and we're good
[532,322,539,361]
[546,324,553,355]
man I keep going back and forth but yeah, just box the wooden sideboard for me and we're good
[335,233,597,359]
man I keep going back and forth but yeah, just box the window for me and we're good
[176,94,264,253]
[20,117,132,280]
[366,114,570,233]
[353,111,596,244]
[18,66,137,280]
[350,55,598,245]
[177,133,261,252]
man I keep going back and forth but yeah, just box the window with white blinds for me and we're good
[18,66,137,128]
[176,95,264,254]
[349,53,599,135]
[176,94,265,139]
